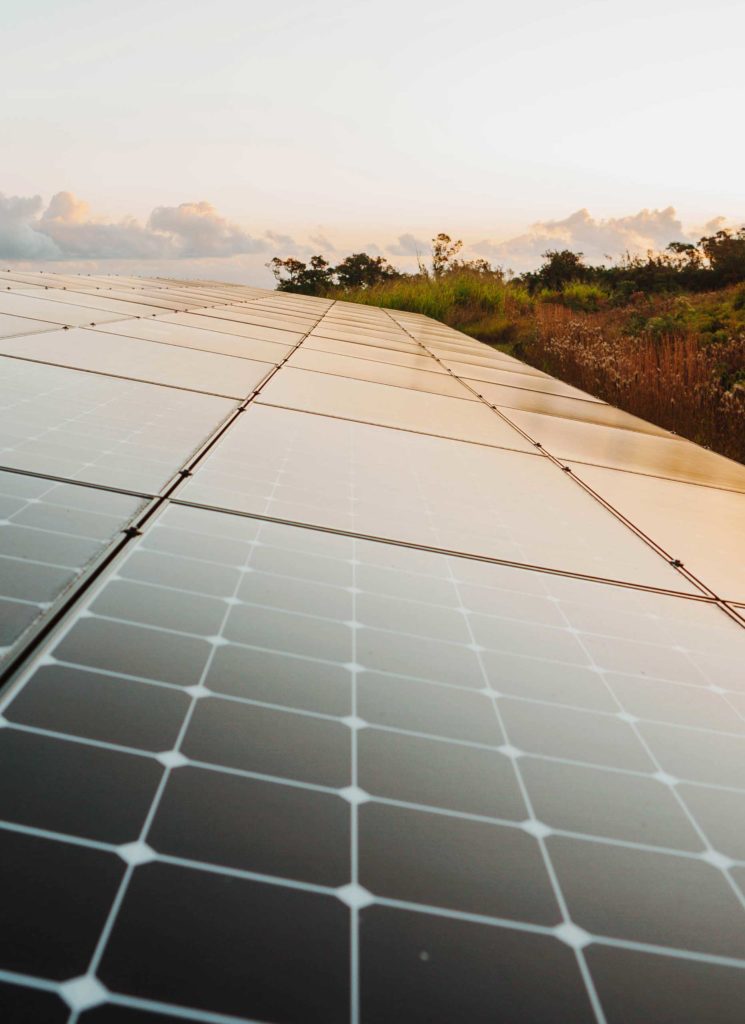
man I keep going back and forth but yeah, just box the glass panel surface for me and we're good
[0,292,128,327]
[180,404,697,591]
[158,312,304,345]
[309,327,422,354]
[437,349,551,375]
[91,318,292,363]
[0,470,143,663]
[0,328,272,398]
[3,289,180,318]
[0,357,234,491]
[568,463,745,602]
[212,309,316,330]
[315,322,411,342]
[2,504,743,1021]
[479,381,672,436]
[71,287,194,311]
[508,409,745,491]
[188,306,315,331]
[0,313,59,340]
[426,339,502,357]
[257,367,533,449]
[450,360,604,400]
[287,348,476,400]
[305,334,450,372]
[3,276,745,1022]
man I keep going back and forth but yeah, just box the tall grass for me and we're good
[329,270,535,346]
[521,305,745,463]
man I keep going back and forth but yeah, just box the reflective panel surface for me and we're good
[478,381,672,436]
[91,317,293,363]
[0,313,60,340]
[0,328,272,398]
[305,333,451,372]
[569,463,745,601]
[258,367,535,449]
[447,359,604,399]
[0,470,143,663]
[287,348,476,400]
[159,311,306,345]
[1,274,743,1024]
[0,357,234,490]
[0,291,130,327]
[509,407,745,491]
[2,503,744,1022]
[180,404,698,591]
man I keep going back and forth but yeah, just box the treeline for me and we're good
[268,227,745,302]
[268,235,491,294]
[523,229,745,300]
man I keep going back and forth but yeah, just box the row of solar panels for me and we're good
[0,270,744,1023]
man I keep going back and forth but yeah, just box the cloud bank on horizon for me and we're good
[0,191,736,283]
[0,192,271,261]
[470,208,729,270]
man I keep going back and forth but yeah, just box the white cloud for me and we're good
[147,201,267,257]
[0,192,269,260]
[471,207,717,272]
[0,193,62,259]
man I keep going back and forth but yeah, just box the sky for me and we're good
[1,0,744,285]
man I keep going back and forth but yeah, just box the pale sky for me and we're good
[1,0,744,284]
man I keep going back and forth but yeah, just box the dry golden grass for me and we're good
[521,305,745,463]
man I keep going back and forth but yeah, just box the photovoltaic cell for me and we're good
[445,359,605,400]
[0,469,143,664]
[91,317,295,363]
[0,291,131,327]
[0,357,234,491]
[0,327,274,398]
[286,347,477,400]
[257,366,536,448]
[179,403,699,590]
[0,275,744,1023]
[568,462,745,600]
[507,407,745,491]
[0,312,61,340]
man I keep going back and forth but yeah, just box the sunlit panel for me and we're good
[0,275,742,1024]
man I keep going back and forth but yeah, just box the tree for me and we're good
[666,241,703,269]
[334,252,400,289]
[699,228,745,286]
[431,233,463,277]
[267,255,334,295]
[522,249,590,292]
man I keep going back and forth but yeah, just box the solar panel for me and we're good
[0,275,744,1023]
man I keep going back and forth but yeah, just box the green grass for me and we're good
[327,269,536,348]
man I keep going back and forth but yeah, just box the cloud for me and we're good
[147,201,267,257]
[308,233,337,253]
[0,193,62,259]
[264,229,297,249]
[387,232,428,257]
[0,191,269,260]
[471,207,711,272]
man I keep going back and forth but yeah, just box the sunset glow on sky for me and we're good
[2,0,743,282]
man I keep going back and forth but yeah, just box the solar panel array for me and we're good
[0,269,744,1024]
